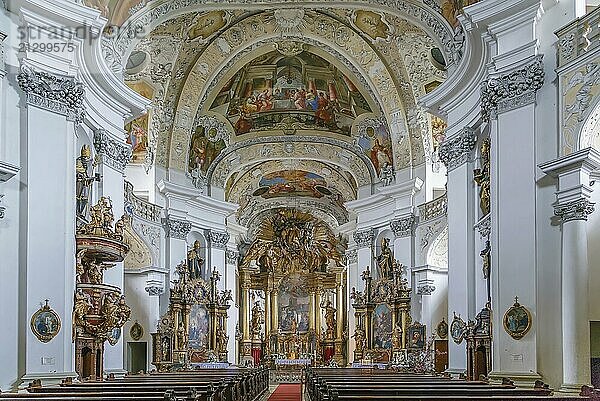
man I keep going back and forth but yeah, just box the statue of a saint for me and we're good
[75,145,99,222]
[321,299,337,339]
[216,327,228,354]
[376,238,394,279]
[353,328,366,352]
[480,240,491,279]
[187,240,204,280]
[391,325,402,349]
[250,301,263,336]
[474,139,491,216]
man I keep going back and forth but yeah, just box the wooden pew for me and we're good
[304,367,594,401]
[0,367,269,401]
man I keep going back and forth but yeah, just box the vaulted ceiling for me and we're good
[99,0,461,230]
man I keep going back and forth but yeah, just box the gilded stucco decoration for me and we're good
[240,209,346,274]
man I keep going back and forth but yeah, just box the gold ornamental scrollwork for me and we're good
[240,209,346,274]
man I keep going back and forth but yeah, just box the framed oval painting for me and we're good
[436,318,448,339]
[130,321,144,341]
[30,300,61,343]
[450,313,466,344]
[503,297,531,340]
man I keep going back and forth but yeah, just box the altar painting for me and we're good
[357,124,394,174]
[210,50,372,136]
[373,303,392,349]
[253,170,328,199]
[278,276,310,332]
[188,126,227,175]
[188,304,209,349]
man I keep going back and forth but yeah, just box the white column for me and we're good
[540,148,600,392]
[354,229,374,281]
[17,65,83,387]
[209,230,229,292]
[94,129,131,378]
[439,128,477,376]
[225,244,238,364]
[162,218,191,311]
[391,214,416,281]
[484,55,545,385]
[346,246,358,364]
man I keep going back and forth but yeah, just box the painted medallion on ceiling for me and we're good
[209,49,372,137]
[253,170,329,199]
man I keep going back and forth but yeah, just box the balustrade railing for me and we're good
[124,181,163,223]
[556,7,600,68]
[418,194,447,222]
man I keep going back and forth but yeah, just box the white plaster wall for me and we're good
[123,273,156,372]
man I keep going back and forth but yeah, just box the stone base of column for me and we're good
[19,371,78,390]
[557,383,586,395]
[104,368,127,379]
[488,371,542,387]
[444,367,466,378]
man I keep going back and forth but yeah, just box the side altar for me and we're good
[237,209,348,368]
[151,254,232,371]
[351,238,433,371]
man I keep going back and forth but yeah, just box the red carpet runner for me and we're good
[267,383,302,401]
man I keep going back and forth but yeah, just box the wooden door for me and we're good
[434,340,448,373]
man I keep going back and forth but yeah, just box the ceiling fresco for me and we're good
[96,0,459,229]
[209,49,373,137]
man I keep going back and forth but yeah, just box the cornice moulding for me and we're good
[539,148,600,177]
[157,179,238,215]
[0,161,20,182]
[346,178,423,214]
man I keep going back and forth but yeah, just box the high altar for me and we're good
[238,209,348,366]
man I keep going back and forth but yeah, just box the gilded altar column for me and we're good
[239,277,253,360]
[271,289,279,332]
[315,290,322,335]
[240,276,251,342]
[336,282,343,340]
[540,148,600,392]
[264,287,271,340]
[309,291,316,331]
